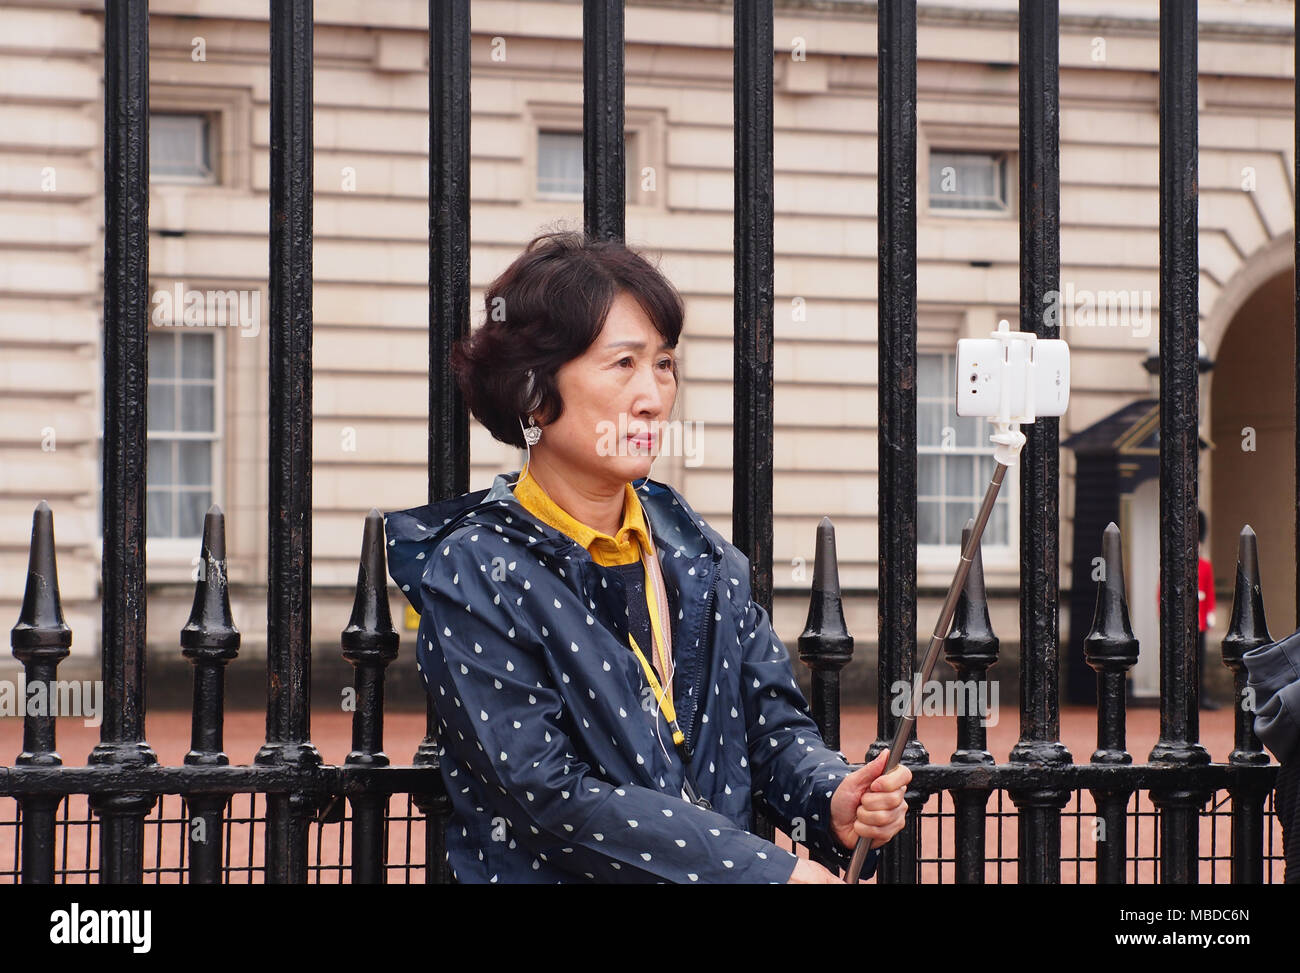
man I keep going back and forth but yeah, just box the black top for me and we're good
[609,559,655,669]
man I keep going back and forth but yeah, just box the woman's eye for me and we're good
[616,355,673,371]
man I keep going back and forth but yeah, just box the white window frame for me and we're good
[915,340,1020,578]
[150,111,217,185]
[918,122,1019,221]
[149,83,254,191]
[144,327,222,544]
[927,148,1011,214]
[525,103,665,209]
[535,128,584,200]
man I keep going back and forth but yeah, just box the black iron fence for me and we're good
[0,0,1291,883]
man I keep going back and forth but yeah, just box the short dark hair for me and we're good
[451,229,684,448]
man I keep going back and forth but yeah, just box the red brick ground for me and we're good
[0,704,1286,883]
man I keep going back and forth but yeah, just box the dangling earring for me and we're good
[522,415,541,446]
[518,413,540,482]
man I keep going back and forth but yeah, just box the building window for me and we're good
[150,112,215,183]
[917,350,1010,547]
[928,150,1009,213]
[536,129,637,201]
[537,130,582,197]
[147,331,217,538]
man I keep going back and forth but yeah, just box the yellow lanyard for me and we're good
[625,520,685,747]
[626,635,682,744]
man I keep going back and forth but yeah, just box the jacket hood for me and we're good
[1243,626,1300,763]
[383,469,718,613]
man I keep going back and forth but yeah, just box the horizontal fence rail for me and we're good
[1,0,1294,884]
[3,502,1287,882]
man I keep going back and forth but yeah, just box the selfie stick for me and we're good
[846,322,1040,884]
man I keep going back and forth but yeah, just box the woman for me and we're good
[385,229,910,883]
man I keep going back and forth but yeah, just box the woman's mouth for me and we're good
[627,433,655,450]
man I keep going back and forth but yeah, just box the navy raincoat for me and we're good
[384,469,880,884]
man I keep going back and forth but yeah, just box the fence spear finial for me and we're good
[945,518,998,767]
[1084,522,1139,771]
[12,500,72,657]
[1083,522,1139,671]
[342,508,399,663]
[181,504,240,658]
[798,517,854,761]
[1222,524,1270,659]
[798,516,854,670]
[1222,525,1271,767]
[945,517,998,670]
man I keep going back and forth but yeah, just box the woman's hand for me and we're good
[787,856,846,884]
[829,748,912,852]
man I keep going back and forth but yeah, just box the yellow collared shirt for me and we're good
[512,465,677,708]
[511,465,651,567]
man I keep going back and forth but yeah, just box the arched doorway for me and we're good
[1209,268,1295,637]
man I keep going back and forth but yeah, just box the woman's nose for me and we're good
[631,362,669,413]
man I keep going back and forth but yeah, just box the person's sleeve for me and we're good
[735,591,881,881]
[419,541,801,884]
[1245,628,1300,765]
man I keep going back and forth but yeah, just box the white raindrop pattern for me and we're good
[383,476,873,883]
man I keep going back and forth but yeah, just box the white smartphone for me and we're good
[955,335,1070,418]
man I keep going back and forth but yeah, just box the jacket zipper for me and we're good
[683,548,723,760]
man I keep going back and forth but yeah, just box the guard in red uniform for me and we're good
[1154,510,1217,707]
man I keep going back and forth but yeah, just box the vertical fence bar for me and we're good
[1283,0,1296,890]
[91,0,158,883]
[584,0,625,242]
[733,0,774,610]
[418,0,470,884]
[181,506,240,884]
[342,510,400,884]
[945,518,998,883]
[428,0,471,505]
[255,0,321,884]
[1220,526,1271,883]
[734,0,777,844]
[11,503,72,883]
[1009,0,1071,884]
[1084,523,1139,884]
[874,0,922,885]
[1149,0,1211,885]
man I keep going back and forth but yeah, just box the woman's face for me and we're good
[533,290,678,491]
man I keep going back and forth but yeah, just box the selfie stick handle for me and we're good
[845,359,1032,884]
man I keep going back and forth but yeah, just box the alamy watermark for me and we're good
[49,903,150,952]
[1042,282,1151,338]
[595,415,704,468]
[890,676,1000,727]
[151,281,261,338]
[0,676,102,727]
